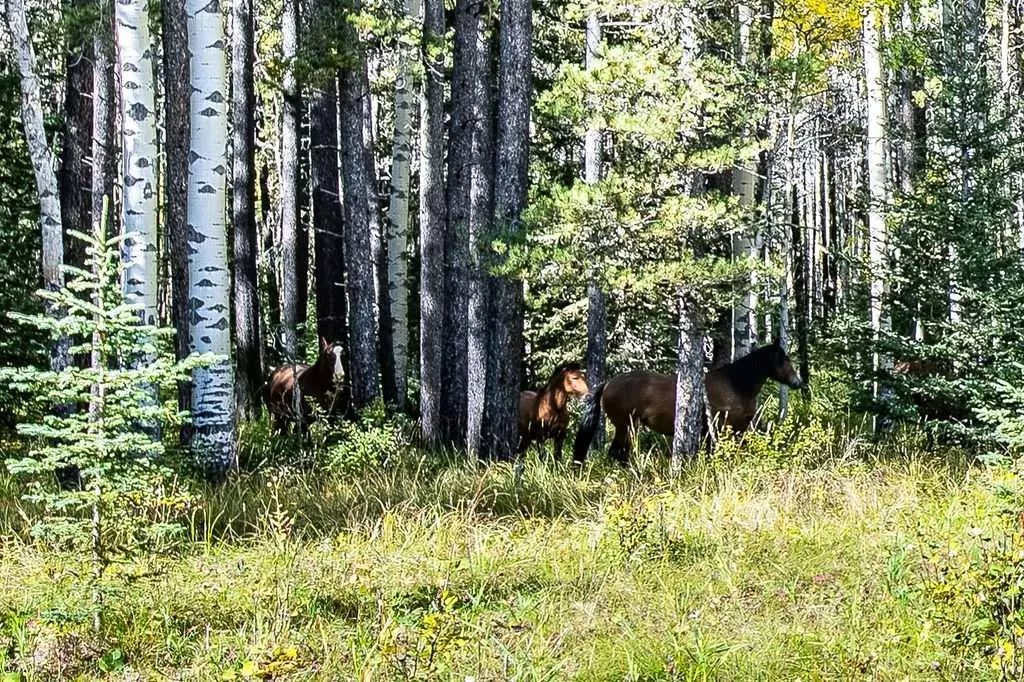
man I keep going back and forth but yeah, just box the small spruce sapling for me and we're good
[0,221,211,632]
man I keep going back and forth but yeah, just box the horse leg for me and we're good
[608,424,631,466]
[553,435,563,461]
[517,433,531,456]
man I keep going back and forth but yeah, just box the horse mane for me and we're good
[541,362,582,394]
[721,343,778,396]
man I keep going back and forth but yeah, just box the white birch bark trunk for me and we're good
[863,4,891,423]
[115,0,159,329]
[187,0,236,475]
[387,0,420,411]
[731,0,757,360]
[7,0,65,350]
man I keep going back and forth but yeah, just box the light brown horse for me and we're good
[263,338,346,433]
[518,362,590,459]
[573,340,804,465]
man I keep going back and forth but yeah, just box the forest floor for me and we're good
[0,423,1018,681]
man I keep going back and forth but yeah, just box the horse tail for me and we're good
[573,382,606,464]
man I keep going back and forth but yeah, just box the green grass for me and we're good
[0,425,1013,680]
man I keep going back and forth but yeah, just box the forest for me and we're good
[3,0,1024,678]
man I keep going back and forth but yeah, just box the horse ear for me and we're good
[320,336,329,351]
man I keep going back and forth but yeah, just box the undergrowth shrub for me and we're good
[236,401,415,477]
[322,400,415,475]
[0,228,206,635]
[913,459,1024,680]
[917,522,1024,679]
[603,487,715,567]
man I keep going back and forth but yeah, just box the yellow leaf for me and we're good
[240,660,259,678]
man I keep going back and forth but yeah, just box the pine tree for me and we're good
[419,0,446,443]
[481,0,531,460]
[232,0,262,419]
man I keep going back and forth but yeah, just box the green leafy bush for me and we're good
[321,400,414,476]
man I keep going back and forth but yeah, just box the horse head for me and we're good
[319,337,345,386]
[555,362,589,398]
[766,339,804,389]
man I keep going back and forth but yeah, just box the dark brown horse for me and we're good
[517,362,589,459]
[263,338,346,433]
[573,340,804,464]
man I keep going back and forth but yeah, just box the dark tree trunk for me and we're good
[311,78,347,355]
[232,0,262,419]
[339,7,381,409]
[280,0,304,360]
[466,0,494,456]
[59,0,92,268]
[419,0,447,444]
[480,0,531,461]
[162,0,191,418]
[440,0,477,446]
[364,64,396,405]
[91,0,114,238]
[792,182,810,384]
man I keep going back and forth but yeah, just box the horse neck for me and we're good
[725,350,772,396]
[304,354,335,390]
[538,378,568,414]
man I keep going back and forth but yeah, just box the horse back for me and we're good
[265,363,310,416]
[603,371,676,436]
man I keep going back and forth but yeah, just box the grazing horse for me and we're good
[573,340,804,465]
[263,338,346,433]
[517,362,590,459]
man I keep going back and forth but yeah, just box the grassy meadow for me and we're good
[0,414,1021,681]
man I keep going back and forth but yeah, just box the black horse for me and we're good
[573,341,805,465]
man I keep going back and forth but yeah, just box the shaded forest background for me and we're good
[3,0,1024,465]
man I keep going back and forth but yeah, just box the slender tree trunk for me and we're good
[670,293,706,472]
[731,0,758,360]
[162,0,191,418]
[670,3,709,471]
[232,0,262,419]
[386,0,420,411]
[440,0,478,445]
[466,1,494,456]
[339,3,381,409]
[365,62,396,404]
[419,0,447,444]
[7,0,65,372]
[583,10,607,450]
[92,0,114,240]
[864,5,891,425]
[280,0,303,360]
[779,93,798,422]
[60,0,92,269]
[480,0,531,461]
[187,0,236,476]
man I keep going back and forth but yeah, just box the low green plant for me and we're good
[321,400,415,475]
[917,522,1024,680]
